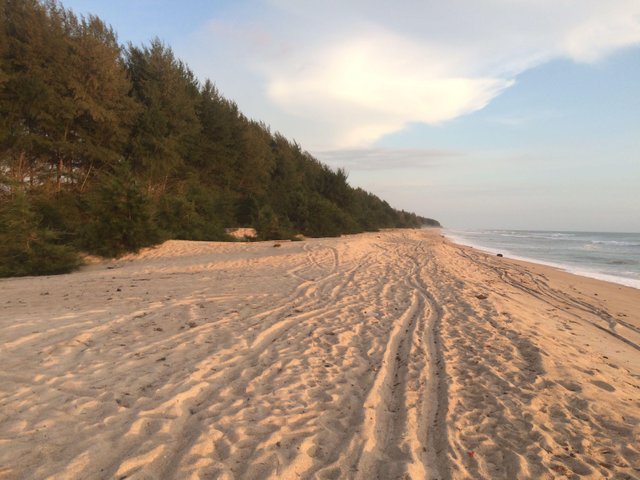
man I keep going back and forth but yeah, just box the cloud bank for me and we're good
[189,0,640,149]
[317,147,461,171]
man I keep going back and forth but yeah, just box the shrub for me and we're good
[0,193,82,277]
[80,163,160,257]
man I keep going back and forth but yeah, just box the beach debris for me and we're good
[475,294,488,300]
[273,243,281,247]
[496,253,503,257]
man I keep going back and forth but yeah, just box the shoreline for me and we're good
[1,229,638,479]
[443,229,640,290]
[442,232,640,356]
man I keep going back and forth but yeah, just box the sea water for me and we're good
[444,230,640,289]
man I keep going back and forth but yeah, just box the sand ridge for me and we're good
[0,229,638,479]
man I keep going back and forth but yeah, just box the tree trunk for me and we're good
[16,151,25,184]
[80,162,93,192]
[57,156,63,192]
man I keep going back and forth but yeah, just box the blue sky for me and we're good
[63,0,640,231]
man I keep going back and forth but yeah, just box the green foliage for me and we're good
[80,162,159,257]
[0,0,439,277]
[155,182,229,241]
[126,39,199,192]
[0,192,81,277]
[256,204,294,240]
[303,195,359,238]
[0,0,134,191]
[30,189,84,245]
[235,195,259,226]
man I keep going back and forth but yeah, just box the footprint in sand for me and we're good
[590,380,616,392]
[558,381,582,392]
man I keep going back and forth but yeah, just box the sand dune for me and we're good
[0,230,638,479]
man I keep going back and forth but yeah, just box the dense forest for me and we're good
[0,0,440,277]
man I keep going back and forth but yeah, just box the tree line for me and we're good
[0,0,440,277]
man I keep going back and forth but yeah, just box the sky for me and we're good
[62,0,640,232]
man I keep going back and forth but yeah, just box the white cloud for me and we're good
[187,0,640,149]
[563,6,640,62]
[264,29,513,146]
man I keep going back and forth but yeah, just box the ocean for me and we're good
[444,229,640,290]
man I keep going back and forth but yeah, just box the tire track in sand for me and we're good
[132,240,386,480]
[313,236,449,480]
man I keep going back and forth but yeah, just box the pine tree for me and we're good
[62,10,136,190]
[0,0,133,191]
[194,80,240,188]
[81,161,159,257]
[0,190,81,277]
[126,39,199,194]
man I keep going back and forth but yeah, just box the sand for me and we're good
[0,229,638,479]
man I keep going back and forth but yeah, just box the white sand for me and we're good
[0,230,638,479]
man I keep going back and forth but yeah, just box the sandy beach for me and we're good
[0,229,638,480]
